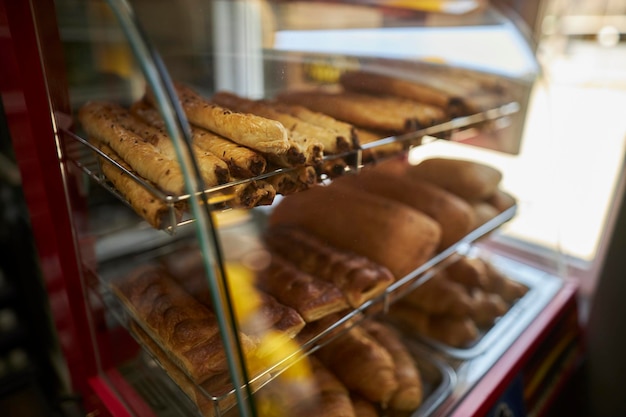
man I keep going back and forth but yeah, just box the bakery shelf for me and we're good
[61,100,520,235]
[97,201,517,417]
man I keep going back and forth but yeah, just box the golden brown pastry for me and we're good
[333,167,477,250]
[350,394,379,417]
[340,70,466,117]
[470,289,509,327]
[151,83,290,155]
[228,181,277,208]
[354,127,406,162]
[277,90,446,133]
[387,302,479,348]
[255,256,350,323]
[131,100,268,178]
[316,326,399,405]
[445,256,489,289]
[362,321,423,411]
[264,166,318,195]
[405,157,503,200]
[268,182,442,280]
[263,226,394,308]
[402,271,475,317]
[211,91,323,166]
[110,264,257,383]
[267,100,359,153]
[481,260,529,303]
[79,101,186,195]
[130,321,237,416]
[104,101,231,189]
[95,142,182,229]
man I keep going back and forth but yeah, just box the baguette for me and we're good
[333,167,477,250]
[268,182,442,279]
[406,157,503,200]
[149,83,290,155]
[79,101,186,195]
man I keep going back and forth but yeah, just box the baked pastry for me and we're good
[79,101,186,195]
[315,326,399,405]
[470,289,509,327]
[255,256,349,323]
[387,302,479,348]
[401,271,475,317]
[100,100,231,189]
[149,83,291,155]
[263,226,394,308]
[277,90,446,133]
[131,100,268,178]
[362,320,423,411]
[445,256,489,289]
[267,100,359,153]
[95,142,182,229]
[339,70,467,117]
[130,321,237,416]
[110,264,257,383]
[212,91,324,166]
[268,182,442,279]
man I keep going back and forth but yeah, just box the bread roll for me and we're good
[470,289,508,327]
[333,167,476,250]
[268,183,441,279]
[406,157,502,200]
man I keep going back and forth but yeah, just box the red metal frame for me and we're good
[450,279,581,416]
[0,0,125,414]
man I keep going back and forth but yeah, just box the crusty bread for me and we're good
[406,157,503,200]
[268,182,441,279]
[333,167,476,250]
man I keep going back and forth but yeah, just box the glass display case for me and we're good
[0,1,581,416]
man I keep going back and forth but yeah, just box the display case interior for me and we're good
[41,1,568,416]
